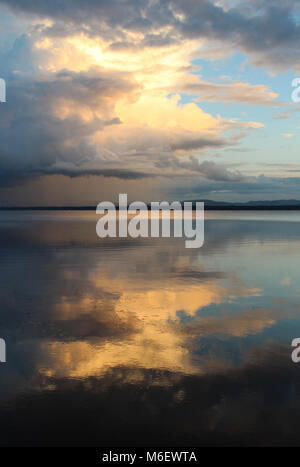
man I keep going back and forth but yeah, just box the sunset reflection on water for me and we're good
[0,211,300,446]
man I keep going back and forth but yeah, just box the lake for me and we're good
[0,210,299,446]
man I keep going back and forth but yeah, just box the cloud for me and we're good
[180,77,281,106]
[170,136,227,151]
[0,33,263,187]
[0,68,252,186]
[0,0,291,200]
[174,158,245,182]
[0,65,149,185]
[172,174,300,200]
[274,105,300,120]
[2,0,300,71]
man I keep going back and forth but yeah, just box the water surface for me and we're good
[0,210,300,446]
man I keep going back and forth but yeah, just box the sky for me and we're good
[0,0,300,205]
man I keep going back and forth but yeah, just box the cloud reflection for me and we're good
[0,214,299,446]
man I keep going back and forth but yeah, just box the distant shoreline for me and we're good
[1,205,300,211]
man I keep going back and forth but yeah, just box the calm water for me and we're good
[0,210,300,446]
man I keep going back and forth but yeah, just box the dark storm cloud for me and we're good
[0,67,146,186]
[2,0,300,70]
[0,0,154,34]
[30,166,154,180]
[0,58,244,187]
[172,0,300,70]
[171,136,226,151]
